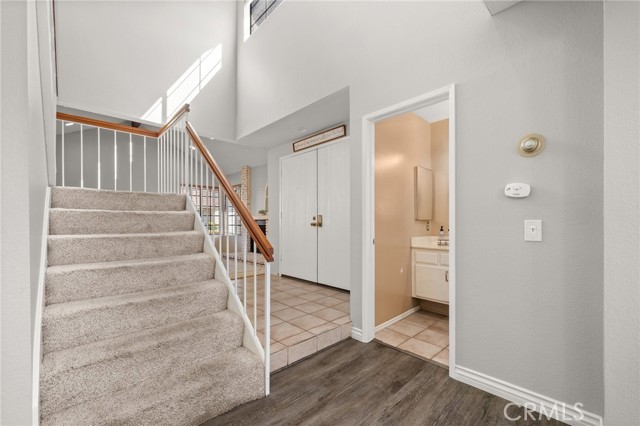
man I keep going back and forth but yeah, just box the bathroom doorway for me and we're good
[361,85,456,371]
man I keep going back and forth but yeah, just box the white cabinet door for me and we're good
[280,150,318,282]
[317,141,350,290]
[415,265,448,303]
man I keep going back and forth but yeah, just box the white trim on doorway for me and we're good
[359,84,457,371]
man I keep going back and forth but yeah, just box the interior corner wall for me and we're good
[237,1,604,414]
[603,1,640,425]
[1,0,54,422]
[55,1,238,141]
[374,113,431,325]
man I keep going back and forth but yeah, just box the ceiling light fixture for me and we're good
[64,122,74,127]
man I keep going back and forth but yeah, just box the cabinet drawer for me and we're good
[415,251,438,265]
[414,264,449,303]
[439,253,449,266]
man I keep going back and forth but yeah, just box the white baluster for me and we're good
[206,160,209,235]
[114,130,117,191]
[157,136,160,193]
[98,128,101,190]
[243,229,247,312]
[200,151,203,217]
[218,188,223,258]
[129,133,133,192]
[80,124,84,188]
[172,128,175,193]
[253,243,257,336]
[234,233,238,293]
[143,136,147,192]
[264,262,271,395]
[224,196,230,271]
[61,121,65,187]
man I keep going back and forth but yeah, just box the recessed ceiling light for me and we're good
[298,128,307,133]
[190,146,196,150]
[64,122,74,127]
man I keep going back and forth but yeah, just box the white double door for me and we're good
[280,141,350,290]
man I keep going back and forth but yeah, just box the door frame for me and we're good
[278,136,350,277]
[360,84,456,371]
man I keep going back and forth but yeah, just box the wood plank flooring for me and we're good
[201,339,566,426]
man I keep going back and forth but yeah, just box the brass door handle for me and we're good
[311,215,323,228]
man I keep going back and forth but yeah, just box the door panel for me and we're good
[317,142,350,290]
[415,265,449,303]
[280,150,318,282]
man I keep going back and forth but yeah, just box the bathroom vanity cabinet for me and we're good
[411,238,449,304]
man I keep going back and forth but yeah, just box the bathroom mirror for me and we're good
[414,166,433,220]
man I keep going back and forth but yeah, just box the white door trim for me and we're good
[360,84,457,372]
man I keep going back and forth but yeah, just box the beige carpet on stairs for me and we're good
[40,187,264,426]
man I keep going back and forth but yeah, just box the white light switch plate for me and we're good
[524,220,542,241]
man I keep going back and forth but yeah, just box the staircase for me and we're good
[39,186,264,425]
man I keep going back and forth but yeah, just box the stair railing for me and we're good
[55,104,273,395]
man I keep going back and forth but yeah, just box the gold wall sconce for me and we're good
[517,134,546,157]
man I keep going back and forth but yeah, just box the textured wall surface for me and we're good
[603,2,640,425]
[238,1,604,414]
[55,1,238,141]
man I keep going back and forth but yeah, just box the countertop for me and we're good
[411,236,449,251]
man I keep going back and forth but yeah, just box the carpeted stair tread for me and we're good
[40,310,245,417]
[42,347,263,426]
[45,253,216,305]
[47,231,204,266]
[49,208,195,235]
[43,280,228,353]
[51,186,186,211]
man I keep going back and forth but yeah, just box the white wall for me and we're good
[1,0,55,423]
[603,2,640,425]
[55,1,238,141]
[238,0,604,415]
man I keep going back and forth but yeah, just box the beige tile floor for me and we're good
[375,310,449,367]
[238,274,351,373]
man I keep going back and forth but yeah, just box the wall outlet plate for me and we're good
[505,183,531,198]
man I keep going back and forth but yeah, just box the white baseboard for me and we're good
[351,327,365,342]
[374,306,421,333]
[32,187,51,426]
[451,366,602,426]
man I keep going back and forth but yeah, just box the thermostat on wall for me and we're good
[504,183,531,198]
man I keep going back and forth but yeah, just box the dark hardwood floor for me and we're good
[202,340,565,426]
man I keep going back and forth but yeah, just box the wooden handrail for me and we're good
[56,103,190,139]
[185,121,274,262]
[157,104,190,137]
[56,112,158,138]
